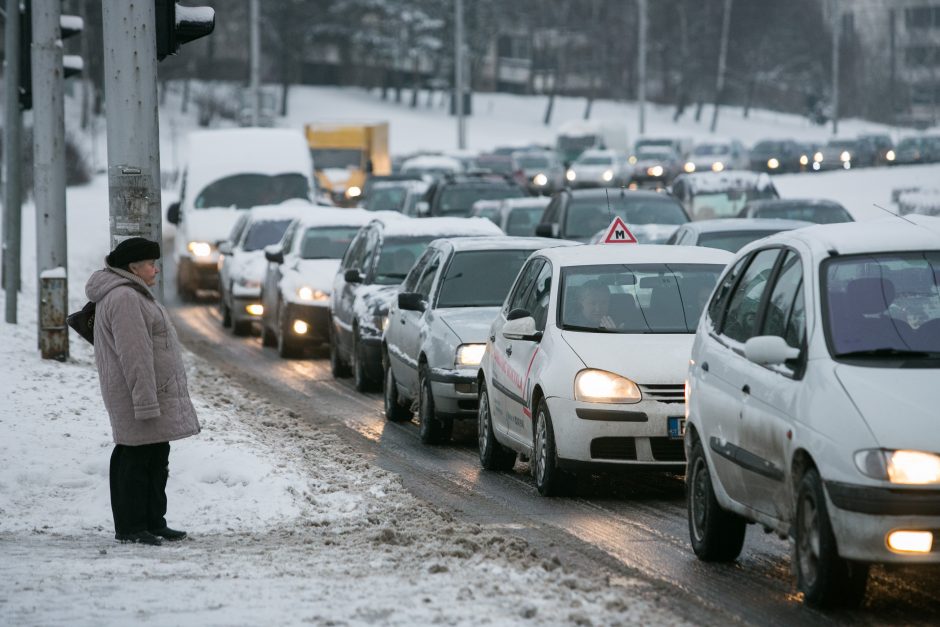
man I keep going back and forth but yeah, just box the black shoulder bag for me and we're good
[67,301,96,345]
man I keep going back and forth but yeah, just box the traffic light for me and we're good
[17,5,84,110]
[155,1,216,61]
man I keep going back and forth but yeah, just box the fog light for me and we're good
[245,304,264,316]
[887,530,933,554]
[293,320,309,335]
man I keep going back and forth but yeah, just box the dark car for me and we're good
[738,199,854,224]
[749,139,807,173]
[669,171,779,220]
[892,136,931,165]
[857,134,896,166]
[535,188,689,243]
[416,172,527,218]
[813,139,871,170]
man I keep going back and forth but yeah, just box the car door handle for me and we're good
[742,384,750,395]
[701,361,709,372]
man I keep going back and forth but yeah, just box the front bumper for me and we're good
[825,481,940,563]
[178,256,219,291]
[547,396,686,469]
[429,368,479,420]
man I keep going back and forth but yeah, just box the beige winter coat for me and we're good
[85,266,200,446]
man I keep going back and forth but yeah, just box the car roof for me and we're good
[566,188,672,202]
[502,197,551,210]
[682,218,812,233]
[537,243,734,267]
[746,198,845,209]
[374,216,504,238]
[741,215,940,258]
[674,171,774,193]
[243,201,317,223]
[293,208,376,230]
[430,236,579,253]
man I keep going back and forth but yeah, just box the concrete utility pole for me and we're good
[710,0,733,133]
[455,0,466,150]
[3,0,24,324]
[637,0,647,136]
[830,0,841,135]
[102,0,164,301]
[32,0,70,359]
[249,0,261,126]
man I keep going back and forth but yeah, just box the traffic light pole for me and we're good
[101,0,164,301]
[3,0,23,324]
[32,0,69,359]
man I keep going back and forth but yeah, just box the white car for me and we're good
[565,149,632,188]
[477,244,732,495]
[683,139,749,174]
[383,236,577,443]
[259,208,374,357]
[471,197,551,237]
[685,216,940,609]
[217,202,314,335]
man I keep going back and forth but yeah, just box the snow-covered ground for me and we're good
[3,84,940,624]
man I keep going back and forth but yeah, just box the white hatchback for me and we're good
[477,244,732,495]
[685,216,940,609]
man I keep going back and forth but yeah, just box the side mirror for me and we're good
[218,241,233,256]
[502,316,542,342]
[264,244,284,264]
[344,268,363,284]
[507,308,531,321]
[744,336,800,366]
[535,223,559,238]
[416,201,430,217]
[397,292,426,312]
[167,201,181,225]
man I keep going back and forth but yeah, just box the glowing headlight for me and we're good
[297,286,329,302]
[886,150,896,161]
[245,303,264,316]
[566,169,576,182]
[455,343,486,367]
[814,151,824,163]
[647,165,664,178]
[684,162,696,173]
[187,241,212,258]
[767,158,780,170]
[628,155,637,165]
[293,320,309,335]
[602,169,614,182]
[346,185,362,198]
[799,155,809,166]
[711,161,725,172]
[855,449,940,485]
[533,173,548,186]
[840,151,851,162]
[574,369,641,404]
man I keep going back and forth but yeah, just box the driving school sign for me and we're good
[602,217,638,244]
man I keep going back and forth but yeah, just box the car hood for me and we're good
[280,259,340,302]
[183,208,242,244]
[230,250,267,281]
[437,306,501,343]
[560,330,694,384]
[834,365,940,450]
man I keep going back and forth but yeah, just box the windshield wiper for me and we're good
[837,348,940,359]
[377,272,408,280]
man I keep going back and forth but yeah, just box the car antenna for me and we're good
[872,202,916,225]
[604,187,613,222]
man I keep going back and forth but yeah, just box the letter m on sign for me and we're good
[602,217,638,244]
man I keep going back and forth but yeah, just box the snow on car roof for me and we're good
[682,218,812,233]
[678,171,774,193]
[376,216,503,238]
[431,236,579,253]
[242,201,317,224]
[502,197,551,210]
[293,208,377,229]
[400,155,463,171]
[753,215,940,257]
[540,243,734,267]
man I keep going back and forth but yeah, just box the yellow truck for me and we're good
[304,122,390,206]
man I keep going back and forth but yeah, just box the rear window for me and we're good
[506,206,546,236]
[242,219,292,251]
[697,230,785,253]
[565,196,688,240]
[194,173,309,209]
[753,204,851,224]
[437,185,524,217]
[299,226,361,259]
[373,237,436,284]
[436,250,533,308]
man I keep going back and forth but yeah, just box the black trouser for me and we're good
[109,442,170,535]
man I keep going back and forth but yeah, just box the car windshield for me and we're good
[436,250,533,308]
[577,155,614,166]
[690,187,776,220]
[565,196,688,240]
[827,141,856,150]
[516,156,551,168]
[365,186,408,212]
[506,206,546,236]
[476,158,514,175]
[753,141,783,153]
[558,135,597,152]
[299,226,361,259]
[753,203,851,224]
[697,230,786,253]
[438,185,524,216]
[374,236,436,285]
[242,219,292,252]
[636,149,673,160]
[898,138,922,149]
[824,252,940,359]
[560,264,724,333]
[194,173,310,209]
[311,148,362,169]
[692,145,730,156]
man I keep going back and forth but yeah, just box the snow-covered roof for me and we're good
[681,218,812,234]
[540,243,734,268]
[400,155,462,172]
[754,215,940,258]
[430,236,579,253]
[243,201,317,223]
[502,196,551,210]
[293,208,376,230]
[377,216,503,238]
[677,171,775,193]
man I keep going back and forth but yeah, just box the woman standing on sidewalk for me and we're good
[85,237,200,545]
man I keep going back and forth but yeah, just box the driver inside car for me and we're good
[570,281,619,330]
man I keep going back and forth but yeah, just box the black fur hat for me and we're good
[106,237,161,269]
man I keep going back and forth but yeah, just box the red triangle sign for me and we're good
[602,216,638,244]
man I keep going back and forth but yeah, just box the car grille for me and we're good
[639,383,685,404]
[649,437,686,462]
[590,437,637,461]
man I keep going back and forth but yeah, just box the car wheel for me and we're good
[687,435,747,562]
[219,293,232,328]
[794,468,869,609]
[533,399,565,496]
[383,352,411,422]
[418,366,449,444]
[329,320,350,378]
[477,380,516,471]
[352,331,374,392]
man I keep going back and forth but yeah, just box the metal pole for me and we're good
[102,0,164,301]
[830,0,841,136]
[455,0,466,150]
[710,0,733,133]
[3,0,23,324]
[249,0,260,126]
[637,0,647,136]
[32,0,69,359]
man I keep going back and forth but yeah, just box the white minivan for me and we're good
[167,128,315,300]
[685,216,940,609]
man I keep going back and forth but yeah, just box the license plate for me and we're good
[668,417,686,440]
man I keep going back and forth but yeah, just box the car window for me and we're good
[697,230,787,253]
[507,259,545,313]
[241,219,292,252]
[785,286,806,350]
[761,251,804,347]
[373,236,436,285]
[342,229,369,271]
[564,196,687,240]
[436,249,534,308]
[721,248,782,342]
[299,226,360,259]
[281,222,299,254]
[523,262,554,331]
[402,248,435,293]
[193,173,309,209]
[707,255,749,328]
[506,207,545,236]
[229,215,249,244]
[414,252,441,299]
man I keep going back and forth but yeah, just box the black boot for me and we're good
[115,530,163,546]
[150,526,187,541]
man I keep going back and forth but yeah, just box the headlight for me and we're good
[684,162,696,173]
[297,286,329,302]
[533,173,548,186]
[711,161,725,172]
[854,449,940,485]
[647,165,664,177]
[799,154,809,166]
[840,151,851,162]
[456,343,486,367]
[187,241,212,257]
[602,169,614,182]
[346,185,362,199]
[566,169,576,181]
[767,158,780,170]
[886,150,896,161]
[814,151,824,163]
[574,369,641,404]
